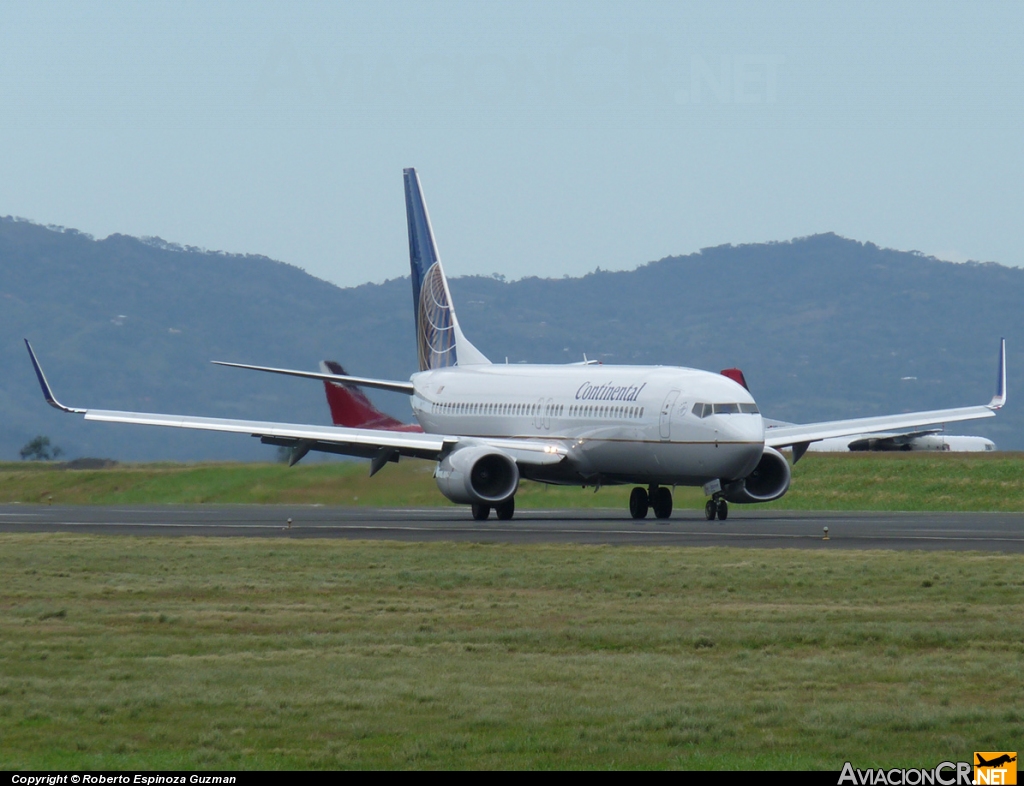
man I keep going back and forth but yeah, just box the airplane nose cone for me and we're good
[715,415,766,479]
[750,415,766,443]
[722,414,765,445]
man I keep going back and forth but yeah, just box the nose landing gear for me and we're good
[473,498,516,521]
[495,497,515,521]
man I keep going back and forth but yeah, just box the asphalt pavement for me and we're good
[1,504,1022,551]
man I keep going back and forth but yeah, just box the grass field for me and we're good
[1,534,1021,769]
[2,452,1024,511]
[2,455,1021,769]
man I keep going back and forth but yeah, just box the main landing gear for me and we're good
[630,486,673,521]
[704,496,728,521]
[472,497,516,521]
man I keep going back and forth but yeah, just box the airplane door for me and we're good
[674,400,688,442]
[659,390,680,441]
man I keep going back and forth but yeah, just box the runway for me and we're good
[0,504,1022,551]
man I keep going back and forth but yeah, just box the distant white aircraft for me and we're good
[25,168,1007,522]
[805,432,995,452]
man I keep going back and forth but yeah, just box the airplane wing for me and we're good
[762,420,942,442]
[765,406,995,449]
[209,360,415,395]
[24,341,567,470]
[766,338,1006,455]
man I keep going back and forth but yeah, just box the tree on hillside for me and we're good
[20,436,63,461]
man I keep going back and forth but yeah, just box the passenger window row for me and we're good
[433,401,565,417]
[569,404,644,419]
[430,401,645,419]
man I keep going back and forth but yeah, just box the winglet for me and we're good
[988,337,1007,410]
[24,340,86,414]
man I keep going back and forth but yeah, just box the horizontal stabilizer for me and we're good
[211,360,414,395]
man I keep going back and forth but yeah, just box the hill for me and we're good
[1,218,1019,460]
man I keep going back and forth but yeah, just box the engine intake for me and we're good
[723,446,791,504]
[435,446,519,505]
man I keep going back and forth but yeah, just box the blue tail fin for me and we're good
[403,168,489,371]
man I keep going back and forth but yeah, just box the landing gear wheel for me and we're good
[651,486,673,520]
[705,499,718,521]
[495,497,515,521]
[471,503,491,521]
[629,487,649,520]
[716,499,729,521]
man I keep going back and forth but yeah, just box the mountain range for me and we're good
[1,216,1019,460]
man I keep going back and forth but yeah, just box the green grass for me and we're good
[762,452,1024,512]
[3,453,1024,511]
[0,535,1021,769]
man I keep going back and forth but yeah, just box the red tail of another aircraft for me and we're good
[320,361,424,432]
[720,368,750,391]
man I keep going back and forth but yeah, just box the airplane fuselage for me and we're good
[410,363,765,486]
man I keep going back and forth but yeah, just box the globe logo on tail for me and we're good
[417,262,457,371]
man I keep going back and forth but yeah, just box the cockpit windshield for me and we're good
[692,402,760,417]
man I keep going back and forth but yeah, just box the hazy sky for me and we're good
[2,1,1022,287]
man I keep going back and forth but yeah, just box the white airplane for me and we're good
[805,432,996,453]
[25,168,1007,522]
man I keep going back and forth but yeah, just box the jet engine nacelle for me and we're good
[435,445,520,505]
[722,446,791,504]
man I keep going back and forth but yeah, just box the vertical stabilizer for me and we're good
[404,168,490,371]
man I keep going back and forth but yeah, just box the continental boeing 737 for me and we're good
[318,362,998,454]
[25,168,1007,522]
